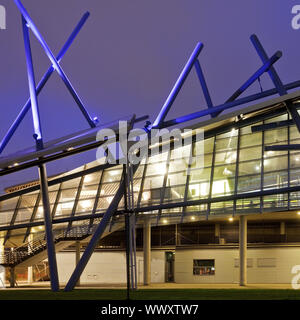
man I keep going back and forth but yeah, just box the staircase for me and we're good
[0,218,112,267]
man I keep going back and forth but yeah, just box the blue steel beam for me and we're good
[207,49,282,118]
[226,51,282,103]
[151,42,204,128]
[0,12,90,154]
[64,117,137,291]
[22,15,43,150]
[14,0,96,128]
[251,120,294,132]
[193,59,215,116]
[250,34,300,133]
[265,145,300,151]
[159,82,298,129]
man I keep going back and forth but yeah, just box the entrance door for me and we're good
[165,252,175,282]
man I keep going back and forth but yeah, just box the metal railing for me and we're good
[0,217,101,267]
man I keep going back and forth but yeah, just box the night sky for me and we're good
[0,0,299,193]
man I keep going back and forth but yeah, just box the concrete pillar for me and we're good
[143,219,151,285]
[75,241,81,286]
[239,215,247,286]
[280,221,286,242]
[0,237,5,288]
[215,223,220,244]
[28,234,33,285]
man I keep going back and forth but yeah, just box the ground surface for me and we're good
[0,288,300,300]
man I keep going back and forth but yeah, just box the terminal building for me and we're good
[1,92,300,287]
[1,1,300,290]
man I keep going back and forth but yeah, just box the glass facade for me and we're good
[0,110,300,241]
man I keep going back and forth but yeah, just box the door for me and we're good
[165,251,175,282]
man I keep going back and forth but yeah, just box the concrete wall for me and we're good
[56,250,165,285]
[175,246,300,284]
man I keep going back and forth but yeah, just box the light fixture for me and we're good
[162,219,168,224]
[297,211,300,216]
[191,216,196,221]
[229,217,233,222]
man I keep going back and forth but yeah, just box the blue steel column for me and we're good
[0,12,90,154]
[22,15,59,291]
[14,0,96,128]
[38,163,59,291]
[22,15,43,149]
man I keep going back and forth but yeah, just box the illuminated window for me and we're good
[193,259,215,276]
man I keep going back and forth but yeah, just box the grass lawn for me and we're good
[0,288,300,300]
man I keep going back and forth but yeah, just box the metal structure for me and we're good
[0,1,300,292]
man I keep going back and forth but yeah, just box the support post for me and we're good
[75,241,81,287]
[215,223,220,244]
[143,218,151,286]
[9,266,15,288]
[280,221,286,242]
[38,164,59,292]
[27,233,33,285]
[239,215,247,286]
[0,237,5,288]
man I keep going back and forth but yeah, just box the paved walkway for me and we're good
[3,282,294,290]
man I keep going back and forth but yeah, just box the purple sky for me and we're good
[0,0,299,192]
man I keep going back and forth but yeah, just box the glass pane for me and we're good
[143,176,164,189]
[240,123,262,135]
[102,167,123,182]
[265,113,288,123]
[290,192,300,208]
[237,175,261,193]
[188,182,210,198]
[217,128,238,139]
[189,167,211,183]
[290,125,300,141]
[240,132,262,147]
[76,199,94,214]
[0,198,19,212]
[263,194,288,210]
[146,162,167,176]
[171,144,191,160]
[239,146,261,161]
[79,185,98,200]
[264,156,288,172]
[166,172,187,186]
[263,171,288,190]
[212,178,235,196]
[290,169,300,186]
[215,136,238,152]
[239,160,261,176]
[199,137,214,154]
[213,165,235,180]
[83,172,102,186]
[168,158,189,173]
[215,150,237,165]
[210,201,234,214]
[290,153,300,169]
[236,198,260,212]
[264,128,287,144]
